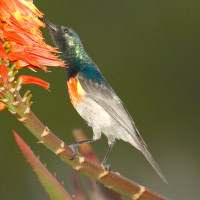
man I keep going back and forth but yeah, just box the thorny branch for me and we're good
[2,76,167,200]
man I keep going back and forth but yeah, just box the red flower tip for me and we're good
[0,64,9,89]
[18,75,50,90]
[0,92,5,111]
[0,41,8,61]
[0,102,6,111]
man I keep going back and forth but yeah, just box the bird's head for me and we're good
[41,18,85,62]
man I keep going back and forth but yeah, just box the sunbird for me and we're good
[42,18,167,183]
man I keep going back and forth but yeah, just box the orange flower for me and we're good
[0,64,9,89]
[0,0,65,71]
[18,75,50,90]
[0,102,5,111]
[8,47,64,69]
[0,41,8,61]
[0,92,5,111]
[0,0,43,28]
[0,0,65,112]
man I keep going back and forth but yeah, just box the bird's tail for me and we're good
[140,146,168,183]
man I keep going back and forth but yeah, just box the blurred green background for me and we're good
[1,0,200,199]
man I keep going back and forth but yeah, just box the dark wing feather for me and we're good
[78,73,168,183]
[78,73,147,148]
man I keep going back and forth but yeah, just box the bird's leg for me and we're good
[69,126,101,160]
[69,138,98,160]
[101,140,116,171]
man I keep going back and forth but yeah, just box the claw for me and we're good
[69,144,78,160]
[101,162,112,172]
[69,149,77,160]
[69,153,77,160]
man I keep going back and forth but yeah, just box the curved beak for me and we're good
[40,18,58,32]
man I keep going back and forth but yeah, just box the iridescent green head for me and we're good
[41,18,90,64]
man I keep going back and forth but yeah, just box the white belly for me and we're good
[76,96,114,128]
[76,96,139,148]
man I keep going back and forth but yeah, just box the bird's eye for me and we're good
[64,28,69,33]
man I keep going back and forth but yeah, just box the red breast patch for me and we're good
[67,77,83,108]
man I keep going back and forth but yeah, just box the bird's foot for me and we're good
[101,162,112,172]
[69,144,78,160]
[95,163,111,184]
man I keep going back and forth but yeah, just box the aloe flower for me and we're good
[0,0,65,111]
